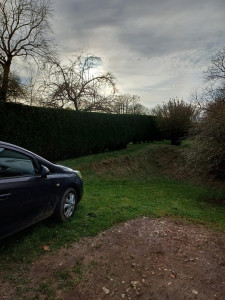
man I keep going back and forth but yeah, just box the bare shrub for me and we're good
[187,97,225,179]
[152,98,198,145]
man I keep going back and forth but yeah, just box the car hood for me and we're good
[55,164,82,179]
[55,164,75,173]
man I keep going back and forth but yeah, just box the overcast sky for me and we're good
[53,0,225,108]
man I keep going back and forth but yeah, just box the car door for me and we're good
[0,146,53,237]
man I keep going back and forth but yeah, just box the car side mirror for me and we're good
[41,165,50,178]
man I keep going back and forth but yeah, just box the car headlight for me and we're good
[74,170,82,179]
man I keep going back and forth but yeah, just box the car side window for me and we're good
[0,148,37,178]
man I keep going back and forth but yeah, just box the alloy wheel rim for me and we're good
[64,192,75,218]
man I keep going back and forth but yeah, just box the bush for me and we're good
[186,98,225,179]
[0,102,159,161]
[186,48,225,180]
[152,99,198,145]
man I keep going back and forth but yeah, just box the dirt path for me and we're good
[1,218,225,299]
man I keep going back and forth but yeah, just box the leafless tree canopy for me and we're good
[39,57,151,114]
[109,94,150,115]
[0,0,54,101]
[40,54,116,111]
[205,47,225,82]
[191,48,225,111]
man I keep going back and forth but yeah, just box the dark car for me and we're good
[0,141,83,239]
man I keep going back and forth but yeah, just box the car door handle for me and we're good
[0,193,11,200]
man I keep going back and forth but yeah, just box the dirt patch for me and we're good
[1,218,225,300]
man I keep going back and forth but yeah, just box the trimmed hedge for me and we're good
[0,102,159,161]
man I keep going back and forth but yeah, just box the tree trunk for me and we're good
[73,98,79,111]
[0,63,11,102]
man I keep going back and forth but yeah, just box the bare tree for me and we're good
[0,0,54,102]
[192,47,225,111]
[109,94,149,115]
[205,47,225,82]
[21,63,42,106]
[131,103,151,115]
[110,94,131,114]
[41,54,116,111]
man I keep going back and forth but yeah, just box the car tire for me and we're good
[54,188,77,222]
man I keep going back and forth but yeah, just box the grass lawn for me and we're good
[0,142,224,271]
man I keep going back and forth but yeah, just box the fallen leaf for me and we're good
[42,245,50,251]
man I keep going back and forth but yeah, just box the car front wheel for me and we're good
[55,188,77,222]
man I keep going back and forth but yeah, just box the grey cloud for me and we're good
[53,0,225,106]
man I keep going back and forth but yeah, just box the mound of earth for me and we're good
[86,145,199,183]
[2,218,224,300]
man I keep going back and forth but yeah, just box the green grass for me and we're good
[0,142,224,285]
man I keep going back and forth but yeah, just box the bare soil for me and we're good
[1,217,225,300]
